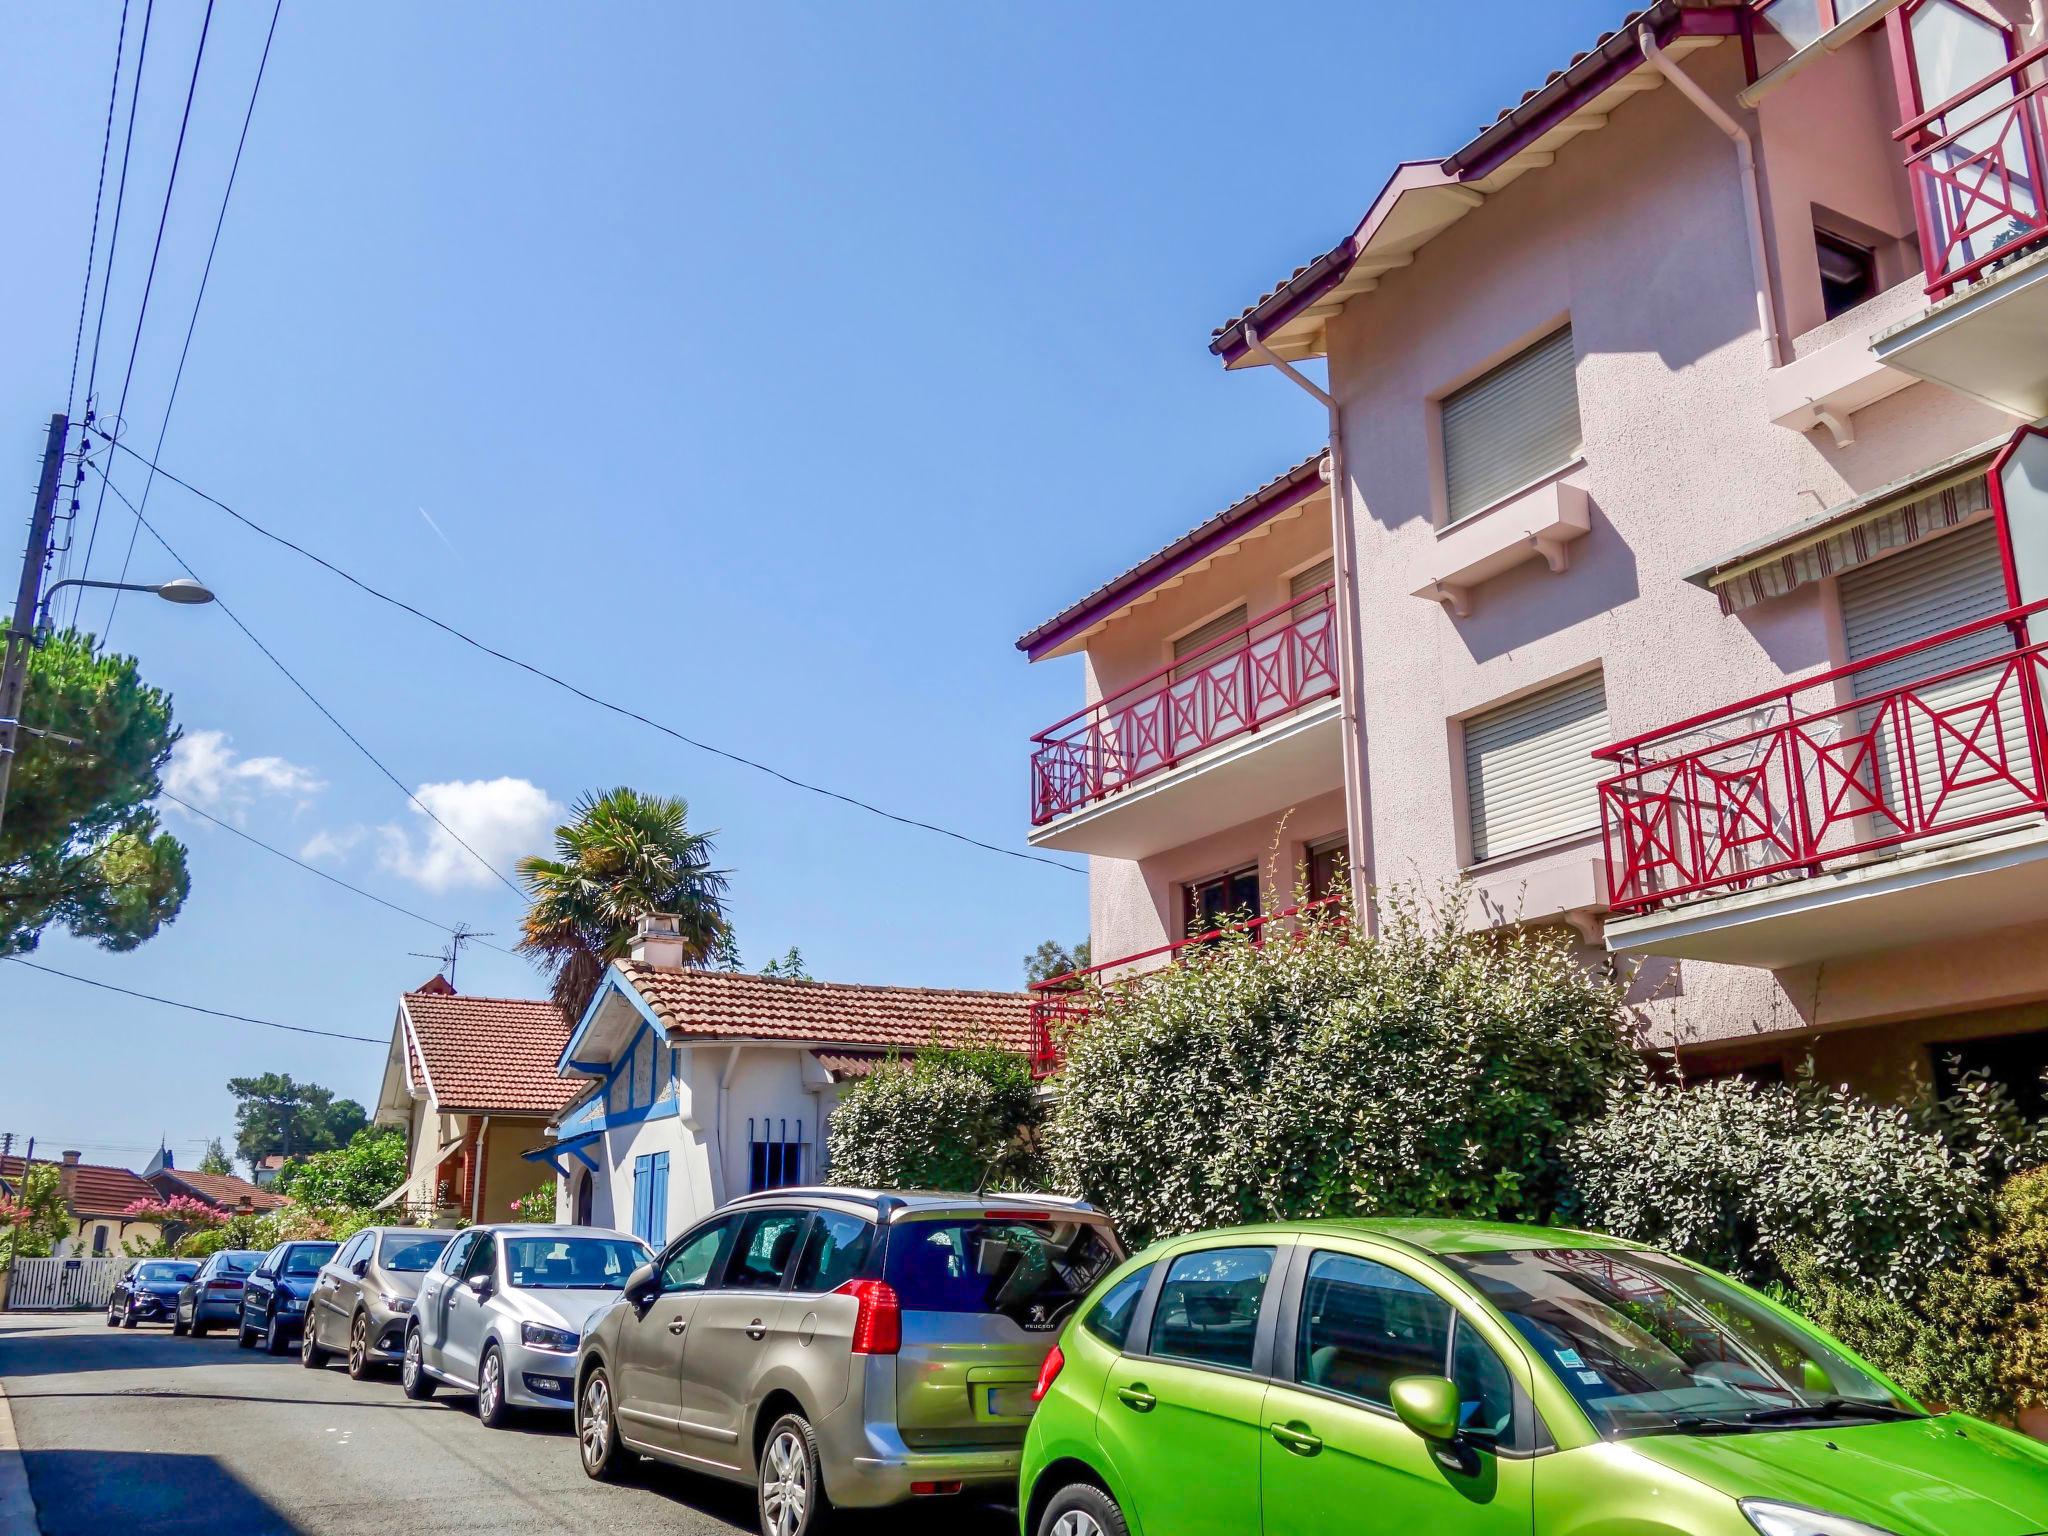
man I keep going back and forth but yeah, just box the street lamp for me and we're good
[35,576,215,631]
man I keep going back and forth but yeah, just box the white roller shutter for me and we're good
[1171,605,1247,683]
[1464,672,1610,862]
[1291,557,1335,603]
[1442,325,1582,523]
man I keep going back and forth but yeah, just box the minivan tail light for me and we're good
[1032,1344,1065,1403]
[834,1279,901,1355]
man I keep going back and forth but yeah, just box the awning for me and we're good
[370,1181,409,1212]
[1689,436,2006,615]
[522,1126,603,1176]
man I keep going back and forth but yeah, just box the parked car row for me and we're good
[104,1197,2048,1536]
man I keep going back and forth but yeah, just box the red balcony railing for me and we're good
[1029,585,1339,826]
[1597,601,2048,916]
[1897,42,2048,301]
[1027,896,1344,1075]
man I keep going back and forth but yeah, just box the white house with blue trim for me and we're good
[525,915,1035,1246]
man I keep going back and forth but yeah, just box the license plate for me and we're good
[985,1388,1036,1420]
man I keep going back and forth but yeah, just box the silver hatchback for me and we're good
[402,1223,650,1428]
[300,1226,450,1379]
[572,1189,1122,1536]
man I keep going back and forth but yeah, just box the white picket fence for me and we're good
[5,1256,124,1310]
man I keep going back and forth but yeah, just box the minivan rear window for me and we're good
[885,1217,1119,1332]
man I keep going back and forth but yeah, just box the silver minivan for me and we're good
[572,1188,1122,1536]
[401,1223,650,1427]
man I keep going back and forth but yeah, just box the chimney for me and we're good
[629,912,688,968]
[58,1150,80,1203]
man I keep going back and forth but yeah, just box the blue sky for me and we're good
[1,1,1624,1170]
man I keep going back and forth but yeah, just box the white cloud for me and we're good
[299,826,367,862]
[376,777,562,893]
[163,729,325,821]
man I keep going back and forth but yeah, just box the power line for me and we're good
[107,0,284,641]
[4,957,385,1044]
[73,0,216,624]
[65,0,135,428]
[104,441,1086,876]
[77,0,156,457]
[86,462,528,899]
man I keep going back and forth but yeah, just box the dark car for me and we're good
[107,1259,200,1329]
[173,1249,267,1337]
[238,1240,338,1355]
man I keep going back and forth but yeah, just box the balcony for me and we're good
[1874,44,2048,416]
[1027,585,1342,858]
[1598,601,2048,969]
[1027,898,1342,1076]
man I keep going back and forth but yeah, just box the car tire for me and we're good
[104,1305,118,1328]
[1037,1482,1130,1536]
[346,1311,375,1380]
[171,1311,188,1337]
[190,1315,208,1339]
[400,1327,437,1400]
[576,1366,626,1482]
[758,1412,831,1536]
[264,1312,289,1356]
[236,1316,255,1349]
[121,1301,138,1330]
[475,1343,510,1429]
[301,1315,330,1369]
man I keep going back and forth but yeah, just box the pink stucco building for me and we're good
[1021,0,2048,1103]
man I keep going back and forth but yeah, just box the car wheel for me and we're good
[475,1343,510,1429]
[104,1304,119,1328]
[236,1315,255,1349]
[577,1366,625,1482]
[190,1314,208,1339]
[346,1311,374,1380]
[1038,1483,1129,1536]
[758,1412,830,1536]
[400,1327,437,1400]
[264,1312,289,1356]
[121,1301,138,1330]
[171,1309,188,1337]
[301,1314,330,1369]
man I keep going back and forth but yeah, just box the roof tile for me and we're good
[149,1168,286,1213]
[618,964,1034,1055]
[0,1155,158,1218]
[402,992,581,1116]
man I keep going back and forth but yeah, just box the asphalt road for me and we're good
[0,1312,1016,1536]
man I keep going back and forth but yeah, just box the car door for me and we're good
[616,1215,738,1455]
[1096,1241,1285,1536]
[441,1231,497,1386]
[1260,1246,1535,1536]
[244,1247,282,1333]
[676,1206,810,1468]
[417,1229,476,1374]
[313,1233,368,1348]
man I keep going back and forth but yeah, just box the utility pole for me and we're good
[0,414,70,837]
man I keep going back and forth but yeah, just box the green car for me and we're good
[1019,1218,2048,1536]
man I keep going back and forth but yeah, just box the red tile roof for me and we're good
[0,1155,158,1218]
[617,963,1034,1055]
[401,991,581,1116]
[148,1168,285,1213]
[812,1049,903,1081]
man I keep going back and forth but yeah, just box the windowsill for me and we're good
[1766,280,1925,445]
[1462,827,1602,877]
[1412,470,1591,617]
[1438,458,1586,538]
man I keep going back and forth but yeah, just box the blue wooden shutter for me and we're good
[648,1153,670,1247]
[631,1155,651,1242]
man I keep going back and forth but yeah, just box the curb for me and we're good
[0,1375,39,1536]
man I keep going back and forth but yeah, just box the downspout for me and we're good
[1639,24,1785,370]
[470,1115,491,1224]
[1240,325,1376,932]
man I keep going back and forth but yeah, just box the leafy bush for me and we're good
[0,1165,73,1267]
[512,1183,556,1223]
[828,1045,1044,1192]
[1564,1072,1998,1296]
[1047,889,1638,1247]
[274,1128,407,1209]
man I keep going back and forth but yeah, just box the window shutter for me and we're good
[648,1153,669,1247]
[1442,325,1582,523]
[1464,672,1610,862]
[1171,605,1248,682]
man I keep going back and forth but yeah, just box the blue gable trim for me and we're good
[556,966,666,1075]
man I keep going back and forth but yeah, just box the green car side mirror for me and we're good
[1801,1359,1832,1394]
[1391,1374,1463,1443]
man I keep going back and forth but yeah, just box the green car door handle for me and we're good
[1115,1386,1157,1412]
[1270,1422,1324,1456]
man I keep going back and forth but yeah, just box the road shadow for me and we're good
[23,1449,304,1536]
[0,1326,278,1379]
[626,1455,1014,1535]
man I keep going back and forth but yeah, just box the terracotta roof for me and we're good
[0,1155,157,1218]
[1016,452,1329,660]
[148,1168,286,1213]
[812,1049,903,1081]
[617,963,1034,1055]
[401,991,581,1116]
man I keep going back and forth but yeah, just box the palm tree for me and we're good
[517,788,732,1017]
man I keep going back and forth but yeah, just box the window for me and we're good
[336,1233,370,1272]
[661,1217,735,1294]
[793,1210,875,1293]
[1933,1028,2048,1121]
[726,1209,808,1292]
[1297,1251,1451,1408]
[1462,672,1610,863]
[504,1234,646,1290]
[438,1231,478,1275]
[1441,325,1581,523]
[379,1233,447,1273]
[1451,1318,1517,1442]
[886,1218,1120,1332]
[1082,1263,1154,1352]
[1171,606,1249,683]
[1184,865,1259,940]
[462,1234,497,1282]
[1815,229,1878,320]
[1148,1246,1275,1371]
[631,1152,670,1246]
[1290,557,1336,617]
[1306,836,1349,902]
[748,1119,804,1193]
[91,1225,107,1256]
[1756,0,1887,52]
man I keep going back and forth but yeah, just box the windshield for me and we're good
[378,1233,447,1273]
[885,1217,1120,1331]
[135,1262,197,1283]
[280,1244,337,1276]
[1448,1247,1919,1437]
[503,1235,648,1290]
[217,1251,264,1274]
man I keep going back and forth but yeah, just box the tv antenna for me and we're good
[410,924,495,989]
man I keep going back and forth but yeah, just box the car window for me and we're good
[379,1233,447,1273]
[1083,1263,1154,1352]
[662,1219,734,1294]
[463,1234,497,1281]
[1451,1317,1516,1443]
[257,1245,284,1277]
[886,1217,1120,1333]
[1296,1251,1451,1410]
[792,1212,873,1292]
[1148,1247,1275,1371]
[281,1244,336,1276]
[439,1231,477,1275]
[504,1235,648,1290]
[337,1233,369,1271]
[724,1210,807,1292]
[219,1251,261,1275]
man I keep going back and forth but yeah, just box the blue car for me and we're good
[238,1240,338,1355]
[107,1259,200,1329]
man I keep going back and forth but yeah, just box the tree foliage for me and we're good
[828,1045,1045,1192]
[512,1182,556,1222]
[1048,890,1637,1247]
[0,629,188,955]
[517,787,731,1017]
[197,1139,233,1176]
[1025,939,1090,985]
[274,1127,406,1209]
[0,1164,74,1267]
[759,946,810,981]
[228,1073,367,1167]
